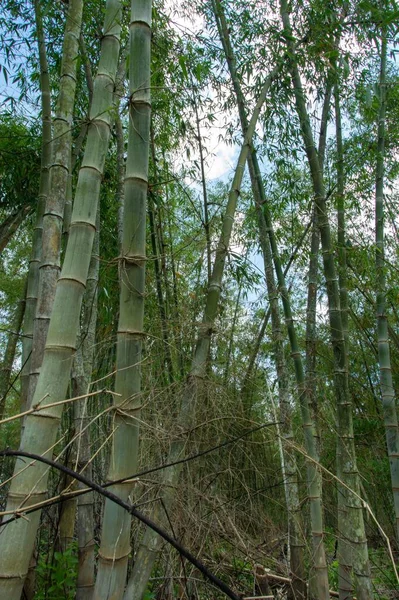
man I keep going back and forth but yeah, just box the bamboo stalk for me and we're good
[0,205,32,254]
[20,0,52,415]
[93,1,152,598]
[334,83,352,600]
[123,67,277,600]
[211,3,318,597]
[0,280,27,421]
[374,30,399,544]
[0,1,122,596]
[28,0,84,408]
[73,210,100,599]
[149,121,174,384]
[279,1,372,597]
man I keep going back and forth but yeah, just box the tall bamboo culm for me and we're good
[211,2,326,597]
[279,1,372,597]
[73,211,100,600]
[334,84,353,600]
[93,2,152,598]
[0,280,27,421]
[258,212,306,600]
[20,0,52,414]
[0,205,32,254]
[27,0,84,407]
[0,2,122,597]
[123,70,276,600]
[374,31,399,543]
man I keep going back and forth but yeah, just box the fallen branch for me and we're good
[0,448,242,600]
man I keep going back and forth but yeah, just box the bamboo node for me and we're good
[114,406,142,418]
[97,551,129,564]
[198,322,216,336]
[117,328,146,337]
[119,254,147,266]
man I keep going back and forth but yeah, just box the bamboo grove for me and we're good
[0,0,399,599]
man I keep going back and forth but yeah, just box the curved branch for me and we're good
[0,447,241,600]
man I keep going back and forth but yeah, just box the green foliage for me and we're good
[36,543,78,600]
[1,0,399,598]
[329,559,339,591]
[0,113,40,211]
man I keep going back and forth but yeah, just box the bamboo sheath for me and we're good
[0,2,122,597]
[279,1,372,598]
[93,2,152,599]
[28,0,84,408]
[123,69,276,600]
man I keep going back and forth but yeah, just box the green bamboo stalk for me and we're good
[164,173,185,378]
[58,467,77,553]
[241,224,309,400]
[335,87,348,348]
[73,210,100,600]
[212,2,319,596]
[93,2,152,598]
[305,84,332,457]
[20,0,52,414]
[280,1,372,597]
[115,105,125,252]
[261,194,329,600]
[223,273,244,386]
[0,280,27,421]
[0,2,121,597]
[123,68,276,600]
[191,86,212,283]
[258,210,306,600]
[305,83,332,599]
[374,31,399,544]
[305,205,320,443]
[241,308,270,402]
[28,0,84,407]
[63,36,95,240]
[114,52,127,253]
[334,84,352,600]
[0,205,32,254]
[31,1,84,556]
[149,121,174,384]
